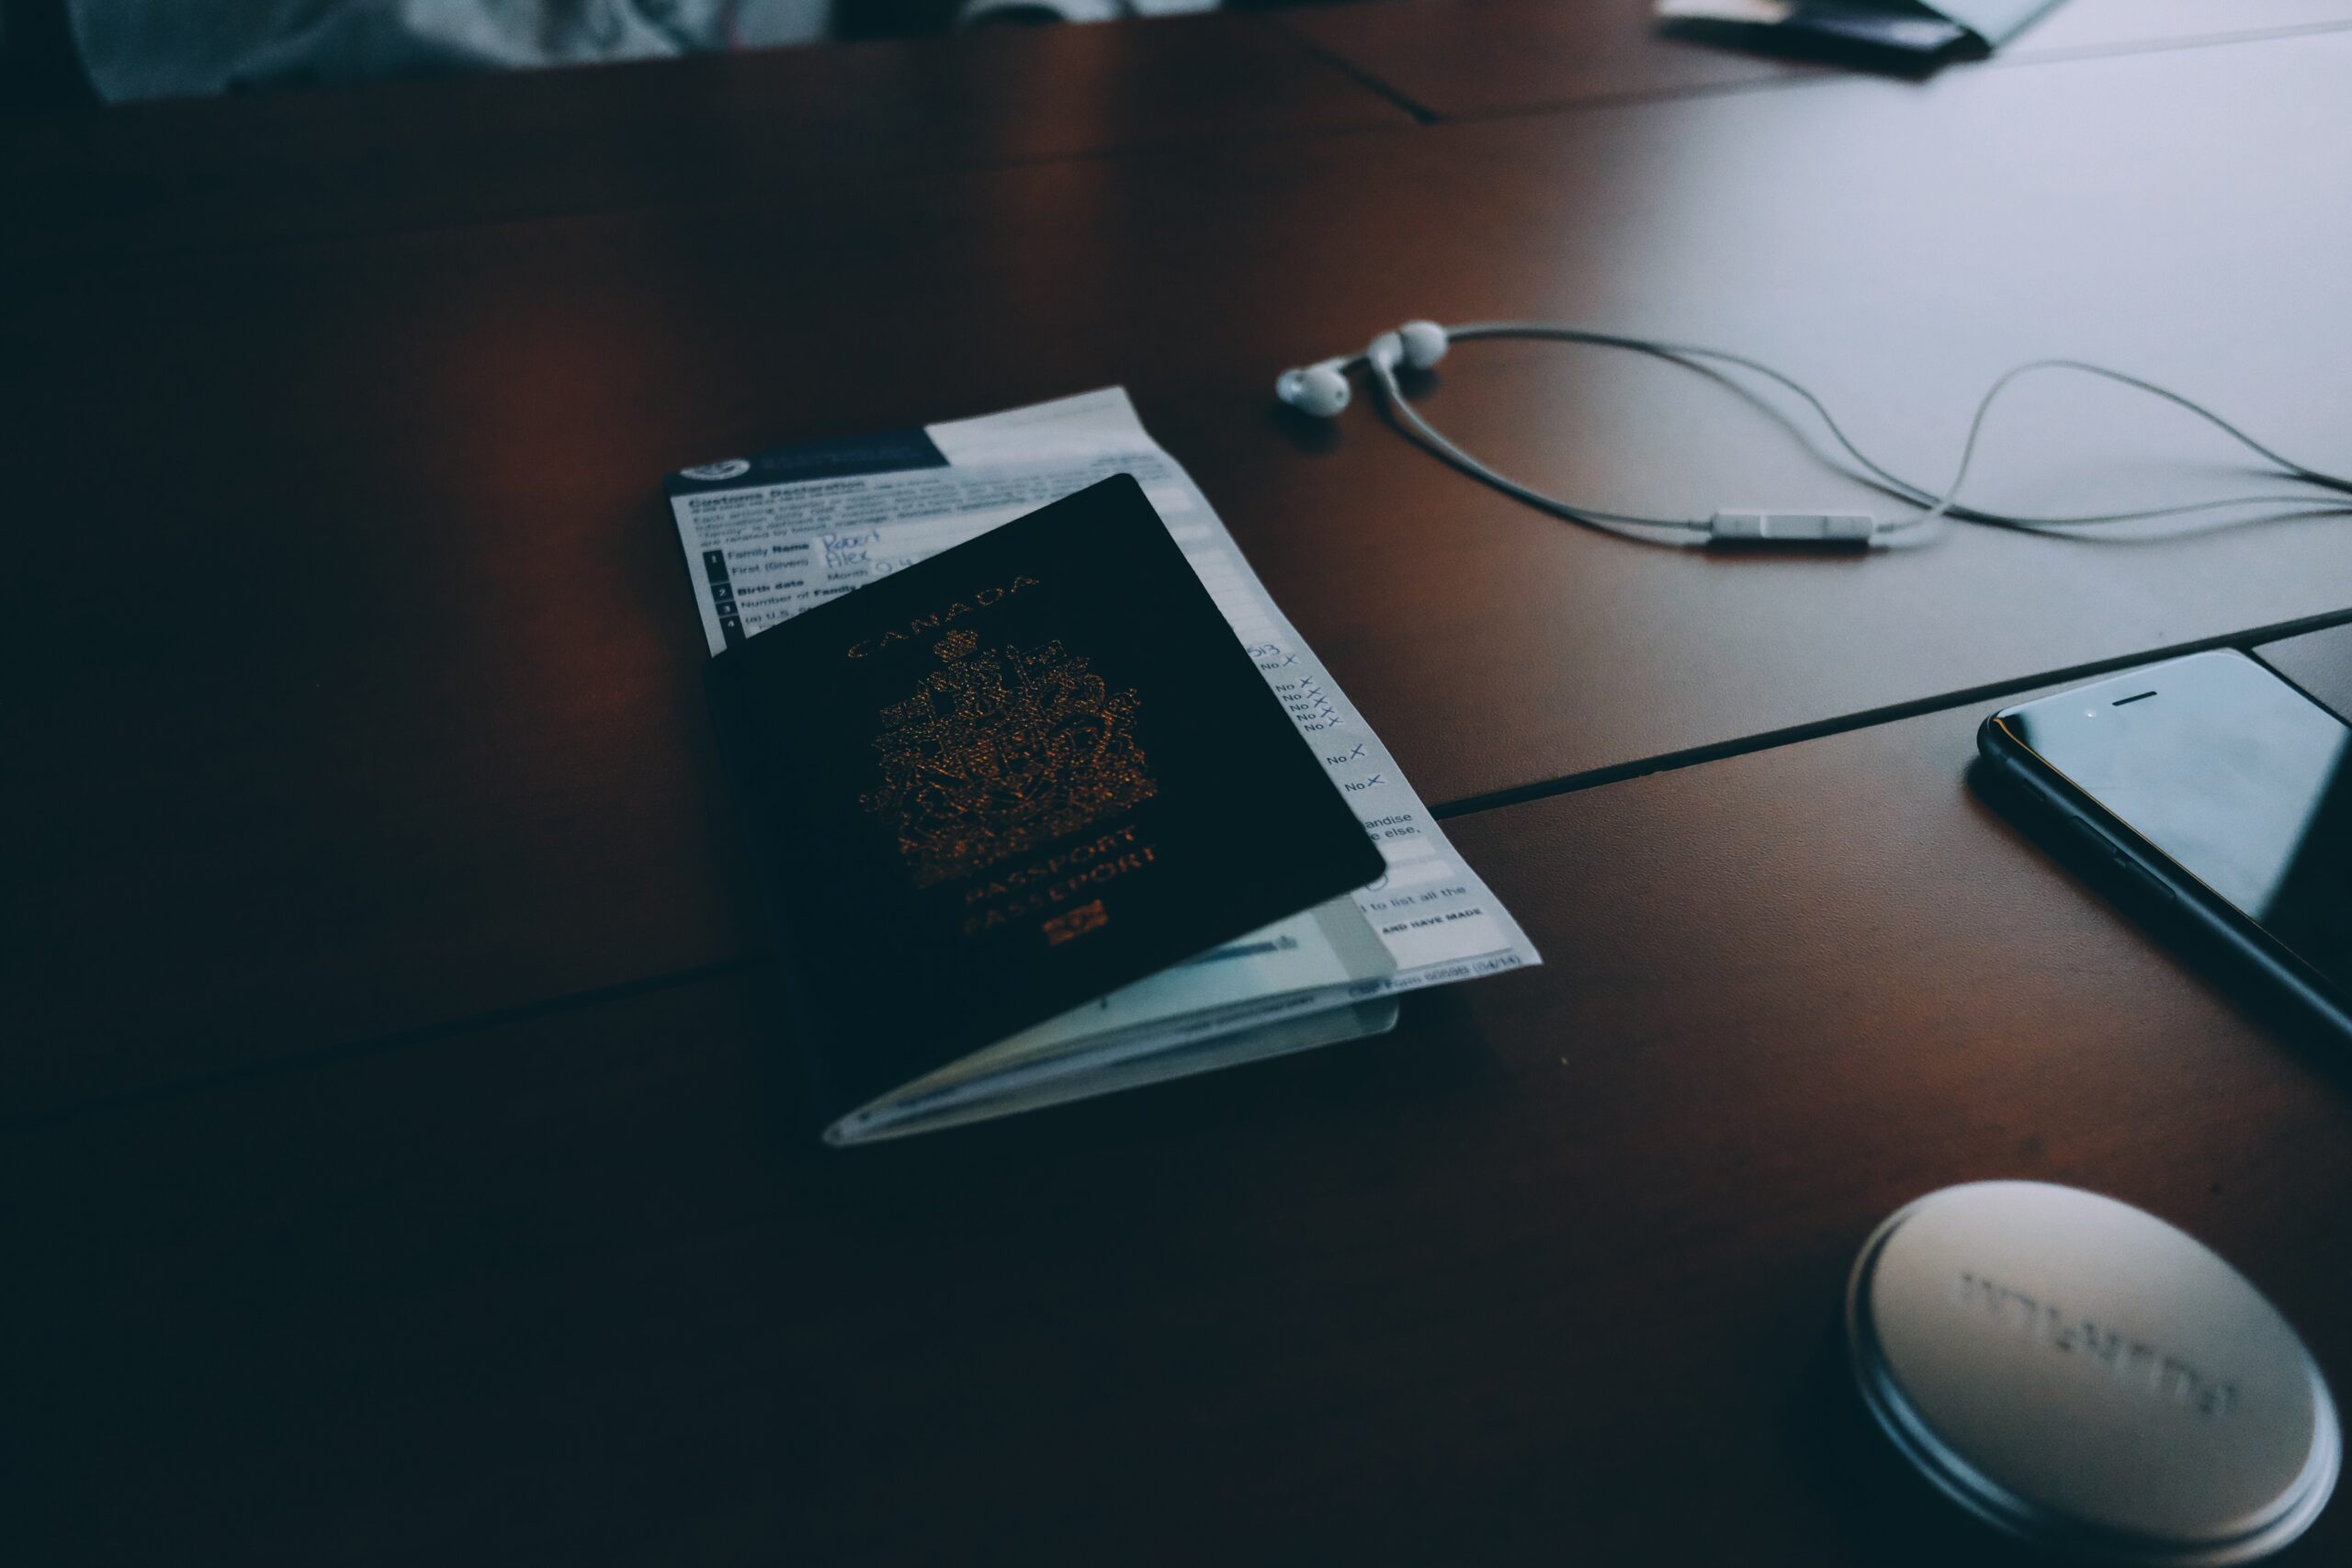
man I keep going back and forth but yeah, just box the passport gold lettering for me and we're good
[962,842,1159,936]
[844,574,1043,659]
[962,825,1143,903]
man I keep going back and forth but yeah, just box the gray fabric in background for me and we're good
[69,0,833,100]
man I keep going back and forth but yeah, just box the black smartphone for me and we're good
[1978,649,2352,1043]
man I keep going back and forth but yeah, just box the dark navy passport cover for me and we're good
[704,474,1384,1120]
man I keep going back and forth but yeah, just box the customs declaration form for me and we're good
[668,388,1538,1013]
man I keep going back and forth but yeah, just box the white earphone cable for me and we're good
[1324,322,2352,544]
[1363,347,1707,541]
[1888,357,2352,535]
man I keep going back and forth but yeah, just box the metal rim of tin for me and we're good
[1845,1185,2341,1565]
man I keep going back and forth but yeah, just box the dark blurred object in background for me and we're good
[3,0,98,106]
[64,0,824,102]
[1656,0,2068,72]
[4,0,1245,106]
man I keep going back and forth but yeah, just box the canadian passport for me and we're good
[704,475,1387,1138]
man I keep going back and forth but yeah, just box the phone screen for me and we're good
[2000,651,2352,997]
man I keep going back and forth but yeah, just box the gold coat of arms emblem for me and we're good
[861,629,1159,887]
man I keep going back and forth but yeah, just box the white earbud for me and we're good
[1275,359,1351,418]
[1398,320,1449,371]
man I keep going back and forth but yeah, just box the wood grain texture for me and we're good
[12,31,2352,1115]
[0,13,1405,265]
[2258,622,2352,724]
[13,691,2350,1565]
[1274,0,2352,121]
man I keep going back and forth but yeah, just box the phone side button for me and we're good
[2064,812,2116,847]
[2107,849,2178,906]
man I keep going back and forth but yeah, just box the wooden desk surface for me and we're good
[15,688,2351,1565]
[12,17,2352,1562]
[1275,0,2352,121]
[13,29,2352,1112]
